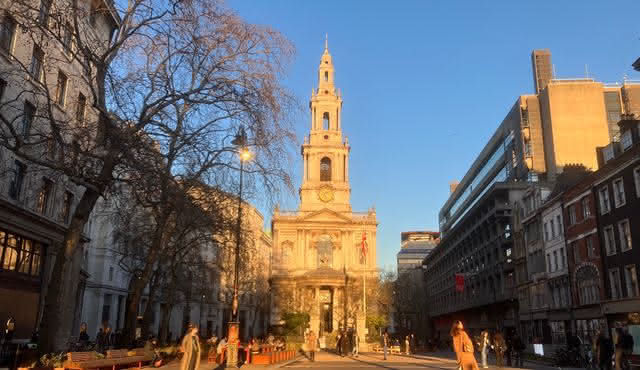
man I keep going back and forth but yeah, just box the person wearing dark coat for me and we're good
[597,331,614,370]
[513,333,525,367]
[505,330,514,367]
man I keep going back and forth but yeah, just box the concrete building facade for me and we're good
[0,0,118,342]
[427,49,640,346]
[396,231,439,272]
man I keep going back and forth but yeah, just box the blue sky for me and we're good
[230,1,640,271]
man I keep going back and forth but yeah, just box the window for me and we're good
[635,166,640,198]
[0,229,44,277]
[553,250,558,271]
[560,247,565,269]
[625,265,639,298]
[547,254,552,272]
[576,265,600,305]
[557,215,563,235]
[603,225,616,256]
[599,186,610,214]
[0,14,17,54]
[61,191,73,223]
[8,160,26,200]
[621,130,633,151]
[582,197,591,219]
[322,112,330,130]
[568,204,577,225]
[30,44,44,81]
[62,22,73,53]
[38,0,52,26]
[0,78,6,101]
[55,71,68,107]
[573,241,581,264]
[550,220,556,238]
[108,266,114,281]
[609,268,622,299]
[618,219,632,252]
[613,178,626,208]
[22,101,36,136]
[36,178,53,215]
[76,93,87,124]
[544,223,549,241]
[324,71,328,82]
[524,140,532,157]
[320,157,331,181]
[586,236,595,258]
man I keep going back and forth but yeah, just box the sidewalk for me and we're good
[154,354,304,370]
[393,350,559,370]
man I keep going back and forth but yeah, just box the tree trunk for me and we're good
[158,301,173,345]
[141,270,161,339]
[122,210,171,344]
[38,187,101,353]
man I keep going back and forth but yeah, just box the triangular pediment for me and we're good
[299,208,353,223]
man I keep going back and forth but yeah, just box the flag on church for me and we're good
[455,273,465,292]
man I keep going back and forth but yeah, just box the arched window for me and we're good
[324,71,328,82]
[323,112,330,130]
[576,265,600,305]
[320,157,331,181]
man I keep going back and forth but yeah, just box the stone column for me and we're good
[310,287,320,335]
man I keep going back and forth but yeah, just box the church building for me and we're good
[270,40,378,341]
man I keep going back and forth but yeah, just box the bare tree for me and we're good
[0,0,295,352]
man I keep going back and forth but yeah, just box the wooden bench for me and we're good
[65,349,151,370]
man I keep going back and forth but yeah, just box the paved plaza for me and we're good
[279,351,559,370]
[156,350,562,370]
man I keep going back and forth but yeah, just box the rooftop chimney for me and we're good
[449,181,459,194]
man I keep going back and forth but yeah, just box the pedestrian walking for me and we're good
[216,337,227,364]
[405,335,411,355]
[4,317,15,343]
[180,324,201,370]
[493,332,506,367]
[505,330,513,367]
[597,330,614,370]
[96,327,106,353]
[451,320,480,370]
[78,323,90,348]
[479,330,490,368]
[621,327,634,364]
[336,332,343,356]
[513,333,525,368]
[307,330,317,362]
[410,334,416,354]
[383,330,389,360]
[352,331,359,357]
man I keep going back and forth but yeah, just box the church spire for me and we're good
[298,38,350,213]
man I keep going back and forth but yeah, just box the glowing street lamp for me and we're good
[227,126,251,368]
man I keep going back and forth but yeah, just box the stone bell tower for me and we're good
[299,36,352,214]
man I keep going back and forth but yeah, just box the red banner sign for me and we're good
[455,274,465,292]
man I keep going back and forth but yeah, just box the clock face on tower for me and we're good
[318,185,334,203]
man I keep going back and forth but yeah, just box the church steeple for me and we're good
[299,40,351,213]
[310,38,342,137]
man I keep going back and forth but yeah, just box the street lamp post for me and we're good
[226,127,251,368]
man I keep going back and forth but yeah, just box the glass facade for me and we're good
[440,132,514,232]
